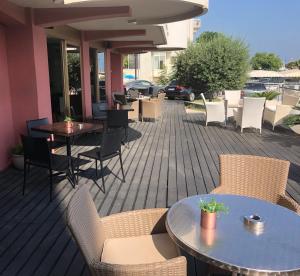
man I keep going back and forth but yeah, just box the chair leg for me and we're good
[23,162,27,196]
[100,160,105,192]
[119,153,125,182]
[95,159,98,178]
[49,169,53,202]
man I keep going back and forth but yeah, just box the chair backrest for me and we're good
[219,154,290,203]
[224,90,241,106]
[128,89,139,99]
[157,93,166,100]
[26,118,50,138]
[92,102,107,118]
[107,109,129,129]
[200,93,207,105]
[21,135,51,166]
[113,93,127,105]
[241,97,265,128]
[100,128,123,158]
[282,94,300,106]
[67,186,105,268]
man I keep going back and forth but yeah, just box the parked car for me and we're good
[242,83,268,97]
[165,80,195,101]
[124,80,165,97]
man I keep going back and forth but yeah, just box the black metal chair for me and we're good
[26,118,51,138]
[107,109,129,145]
[26,118,65,148]
[21,135,69,201]
[77,128,125,191]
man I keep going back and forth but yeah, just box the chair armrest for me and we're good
[277,194,300,214]
[210,186,227,194]
[91,256,187,276]
[101,208,168,239]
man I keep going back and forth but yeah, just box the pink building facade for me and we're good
[0,0,208,170]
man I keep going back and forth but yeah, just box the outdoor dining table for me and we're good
[166,194,300,275]
[32,121,103,186]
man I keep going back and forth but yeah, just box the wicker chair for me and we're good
[141,99,162,121]
[201,93,226,126]
[211,154,300,214]
[67,186,187,276]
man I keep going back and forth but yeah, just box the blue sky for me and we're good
[196,0,300,63]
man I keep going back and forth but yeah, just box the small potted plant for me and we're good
[64,116,73,128]
[11,144,24,170]
[284,114,300,134]
[199,198,228,229]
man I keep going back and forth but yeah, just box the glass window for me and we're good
[152,52,166,70]
[123,54,139,69]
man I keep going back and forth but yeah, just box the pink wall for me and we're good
[5,10,52,137]
[111,52,123,93]
[0,26,15,170]
[80,32,92,118]
[105,48,113,107]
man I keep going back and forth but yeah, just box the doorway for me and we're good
[47,39,83,122]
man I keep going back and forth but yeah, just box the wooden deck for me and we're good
[0,100,300,276]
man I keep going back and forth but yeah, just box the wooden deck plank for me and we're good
[0,100,299,276]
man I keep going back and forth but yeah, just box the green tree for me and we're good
[251,52,283,70]
[157,66,170,85]
[286,60,300,69]
[173,32,250,99]
[67,53,81,89]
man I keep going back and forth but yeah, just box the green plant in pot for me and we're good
[251,91,280,101]
[283,115,300,134]
[199,198,228,229]
[64,116,73,128]
[11,144,24,170]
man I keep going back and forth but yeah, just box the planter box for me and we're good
[12,154,24,170]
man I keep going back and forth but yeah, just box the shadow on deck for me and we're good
[0,100,299,276]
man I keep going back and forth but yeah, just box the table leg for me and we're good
[66,136,76,188]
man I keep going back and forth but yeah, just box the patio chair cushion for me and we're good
[101,233,179,265]
[265,105,277,112]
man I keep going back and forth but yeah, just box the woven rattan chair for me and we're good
[211,154,300,214]
[201,93,226,126]
[141,99,162,121]
[67,186,186,276]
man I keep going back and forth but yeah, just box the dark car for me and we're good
[165,80,195,101]
[124,80,165,97]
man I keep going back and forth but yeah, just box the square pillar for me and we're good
[111,52,124,93]
[105,48,113,107]
[80,32,92,118]
[0,26,15,170]
[6,9,52,136]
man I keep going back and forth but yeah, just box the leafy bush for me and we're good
[157,66,171,85]
[252,91,280,100]
[251,52,282,71]
[173,32,250,99]
[199,198,229,214]
[283,115,300,127]
[11,144,24,155]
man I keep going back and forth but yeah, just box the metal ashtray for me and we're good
[244,215,265,235]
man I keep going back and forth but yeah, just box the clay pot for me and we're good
[66,121,73,128]
[200,228,216,246]
[201,210,216,230]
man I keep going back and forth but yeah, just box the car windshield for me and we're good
[169,80,178,86]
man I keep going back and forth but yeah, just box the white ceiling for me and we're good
[9,0,208,50]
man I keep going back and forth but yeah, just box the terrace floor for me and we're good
[0,100,300,276]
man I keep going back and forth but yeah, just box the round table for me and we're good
[166,194,300,275]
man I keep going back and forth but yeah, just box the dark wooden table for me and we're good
[32,121,103,185]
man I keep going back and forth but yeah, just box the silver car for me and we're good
[124,80,165,97]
